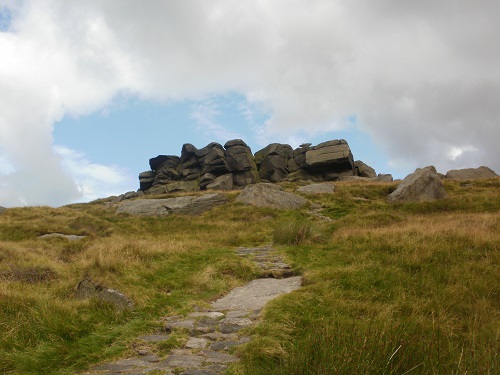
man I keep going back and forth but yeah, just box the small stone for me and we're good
[188,312,225,319]
[201,349,240,364]
[224,310,249,318]
[185,337,209,349]
[136,349,149,356]
[165,320,195,332]
[163,353,204,368]
[210,340,239,351]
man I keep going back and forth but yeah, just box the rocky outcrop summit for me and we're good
[139,139,381,194]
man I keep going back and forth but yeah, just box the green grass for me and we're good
[1,178,499,374]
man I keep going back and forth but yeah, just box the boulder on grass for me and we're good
[76,279,133,310]
[235,183,308,209]
[388,166,447,203]
[445,166,498,180]
[116,193,228,216]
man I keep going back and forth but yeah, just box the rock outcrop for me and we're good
[388,166,447,203]
[138,139,378,194]
[116,193,228,216]
[445,166,497,180]
[235,183,308,209]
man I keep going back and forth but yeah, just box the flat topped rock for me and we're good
[116,193,228,216]
[211,276,302,311]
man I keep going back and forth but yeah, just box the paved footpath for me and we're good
[84,246,301,375]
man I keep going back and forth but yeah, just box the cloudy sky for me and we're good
[0,0,499,207]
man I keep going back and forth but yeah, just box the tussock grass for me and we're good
[1,177,499,374]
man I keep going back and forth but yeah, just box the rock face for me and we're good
[116,193,228,216]
[75,279,133,310]
[235,183,308,209]
[445,166,498,180]
[388,166,447,203]
[139,139,378,193]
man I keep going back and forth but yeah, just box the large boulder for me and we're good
[354,160,377,178]
[206,174,233,191]
[152,155,181,185]
[255,144,293,182]
[224,139,259,186]
[235,183,308,210]
[445,166,498,180]
[116,193,228,216]
[196,143,230,176]
[388,166,447,203]
[178,143,202,181]
[305,139,354,177]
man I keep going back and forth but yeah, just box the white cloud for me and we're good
[55,146,134,203]
[1,0,499,206]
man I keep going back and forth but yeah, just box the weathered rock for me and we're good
[388,166,447,203]
[139,171,155,191]
[233,169,260,187]
[206,174,233,191]
[199,173,217,189]
[197,143,230,176]
[255,143,293,182]
[285,169,323,182]
[224,139,259,186]
[75,279,133,309]
[179,143,202,180]
[377,173,393,182]
[305,139,354,176]
[116,193,228,216]
[445,166,498,180]
[354,160,377,178]
[297,183,335,194]
[235,183,308,209]
[149,155,179,171]
[165,180,200,193]
[288,144,311,173]
[147,185,167,195]
[39,233,86,241]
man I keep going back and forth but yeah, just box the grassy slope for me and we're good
[0,179,498,374]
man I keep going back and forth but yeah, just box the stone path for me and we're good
[84,246,301,375]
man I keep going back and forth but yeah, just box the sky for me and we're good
[0,0,499,207]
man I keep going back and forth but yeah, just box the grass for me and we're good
[0,178,499,374]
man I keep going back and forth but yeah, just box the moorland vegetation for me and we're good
[0,178,498,374]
